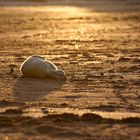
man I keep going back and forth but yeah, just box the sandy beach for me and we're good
[0,0,140,139]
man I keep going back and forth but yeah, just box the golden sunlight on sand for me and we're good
[0,0,139,139]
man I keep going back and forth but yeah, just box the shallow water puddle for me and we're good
[23,107,44,118]
[92,111,140,119]
[49,108,140,119]
[1,106,139,121]
[22,107,140,119]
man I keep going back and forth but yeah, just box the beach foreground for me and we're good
[0,0,140,139]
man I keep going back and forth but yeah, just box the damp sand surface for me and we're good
[0,0,140,139]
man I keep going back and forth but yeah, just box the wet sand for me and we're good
[0,0,140,139]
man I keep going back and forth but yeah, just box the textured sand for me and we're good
[0,0,140,139]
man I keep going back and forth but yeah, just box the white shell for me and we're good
[20,55,66,79]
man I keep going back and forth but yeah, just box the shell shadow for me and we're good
[13,77,66,102]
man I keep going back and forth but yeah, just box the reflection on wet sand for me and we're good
[13,77,66,101]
